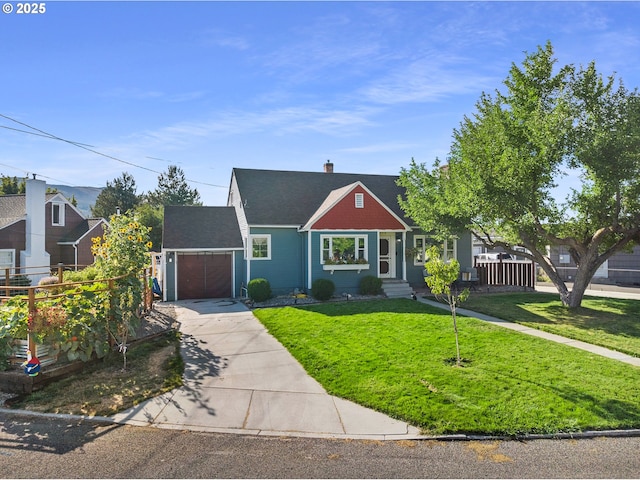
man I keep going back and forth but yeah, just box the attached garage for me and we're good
[162,206,244,301]
[177,252,232,299]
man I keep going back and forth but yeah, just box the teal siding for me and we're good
[405,230,473,288]
[249,227,304,296]
[164,251,176,301]
[309,231,377,295]
[233,250,245,298]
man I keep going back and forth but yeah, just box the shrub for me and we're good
[359,275,382,295]
[38,276,59,286]
[312,278,335,301]
[37,276,63,295]
[248,278,272,302]
[63,265,101,283]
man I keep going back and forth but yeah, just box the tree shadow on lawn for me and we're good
[515,301,640,339]
[465,294,640,339]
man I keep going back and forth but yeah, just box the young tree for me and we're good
[398,42,640,308]
[424,246,469,367]
[147,165,201,207]
[91,172,140,218]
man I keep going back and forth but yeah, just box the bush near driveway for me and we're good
[254,299,640,436]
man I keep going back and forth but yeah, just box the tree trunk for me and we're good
[529,249,572,306]
[566,256,601,308]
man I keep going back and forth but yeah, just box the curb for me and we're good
[2,407,640,442]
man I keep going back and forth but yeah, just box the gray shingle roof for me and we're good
[0,195,27,228]
[58,218,106,244]
[163,206,243,249]
[232,168,409,226]
[0,193,63,228]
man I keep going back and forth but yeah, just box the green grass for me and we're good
[462,292,640,358]
[254,299,640,436]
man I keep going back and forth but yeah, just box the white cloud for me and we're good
[360,53,496,105]
[124,105,381,153]
[101,88,206,103]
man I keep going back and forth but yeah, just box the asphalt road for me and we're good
[1,413,639,478]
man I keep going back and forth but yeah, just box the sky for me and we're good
[2,1,640,206]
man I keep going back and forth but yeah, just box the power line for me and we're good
[0,125,95,147]
[0,161,71,185]
[0,113,227,189]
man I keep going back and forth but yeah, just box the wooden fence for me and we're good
[1,264,153,367]
[474,260,536,289]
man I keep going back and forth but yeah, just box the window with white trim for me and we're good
[51,202,65,226]
[321,235,367,264]
[355,193,364,209]
[250,235,271,260]
[413,235,457,265]
[0,249,14,273]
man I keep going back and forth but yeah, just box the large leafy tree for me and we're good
[91,172,140,218]
[133,202,163,251]
[398,42,640,308]
[147,165,201,207]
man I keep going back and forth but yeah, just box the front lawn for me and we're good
[462,292,640,358]
[253,299,640,436]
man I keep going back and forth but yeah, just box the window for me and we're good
[0,250,14,273]
[444,238,457,262]
[355,193,364,209]
[321,235,367,264]
[413,236,425,265]
[51,202,65,226]
[250,235,271,260]
[413,235,457,265]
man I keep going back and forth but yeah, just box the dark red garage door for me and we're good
[177,252,232,299]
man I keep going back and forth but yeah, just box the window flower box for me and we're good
[322,263,370,274]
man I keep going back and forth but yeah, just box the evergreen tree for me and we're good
[0,175,25,194]
[91,172,140,218]
[148,165,201,207]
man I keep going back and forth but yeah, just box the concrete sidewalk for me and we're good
[419,287,640,368]
[111,299,421,440]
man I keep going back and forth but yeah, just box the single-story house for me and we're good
[551,245,640,286]
[0,177,107,284]
[161,162,473,301]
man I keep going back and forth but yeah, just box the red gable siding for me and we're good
[310,185,405,230]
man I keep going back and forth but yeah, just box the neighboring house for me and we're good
[551,245,640,286]
[162,163,473,301]
[0,177,107,284]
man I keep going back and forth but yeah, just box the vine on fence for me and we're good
[0,212,152,371]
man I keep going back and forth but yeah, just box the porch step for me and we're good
[382,280,414,299]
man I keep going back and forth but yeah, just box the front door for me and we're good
[379,233,396,279]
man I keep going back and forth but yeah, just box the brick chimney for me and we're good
[324,160,334,173]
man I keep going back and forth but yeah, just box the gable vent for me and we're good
[355,193,364,208]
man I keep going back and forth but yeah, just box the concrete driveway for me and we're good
[112,299,420,440]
